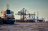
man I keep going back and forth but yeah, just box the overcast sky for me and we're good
[0,0,48,19]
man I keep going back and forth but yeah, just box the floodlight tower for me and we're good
[37,11,39,22]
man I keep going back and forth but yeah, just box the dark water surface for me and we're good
[0,22,48,31]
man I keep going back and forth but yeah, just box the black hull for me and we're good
[0,19,15,25]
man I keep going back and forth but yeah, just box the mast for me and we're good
[6,0,10,10]
[7,4,9,10]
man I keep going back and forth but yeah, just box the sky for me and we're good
[0,0,48,19]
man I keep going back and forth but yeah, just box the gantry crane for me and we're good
[15,8,36,22]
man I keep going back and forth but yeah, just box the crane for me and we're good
[15,8,36,22]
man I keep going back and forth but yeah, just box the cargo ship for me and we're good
[0,4,15,24]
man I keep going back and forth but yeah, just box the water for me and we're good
[0,22,48,31]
